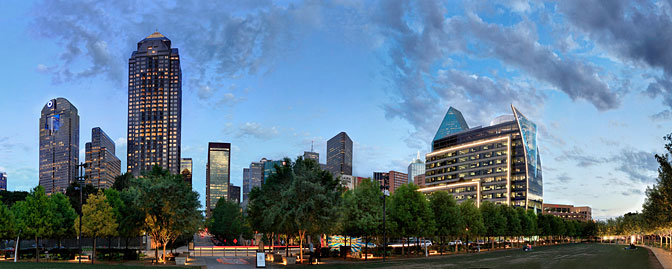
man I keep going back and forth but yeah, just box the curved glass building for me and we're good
[420,105,543,211]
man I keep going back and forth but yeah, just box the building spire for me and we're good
[417,150,421,160]
[311,140,314,152]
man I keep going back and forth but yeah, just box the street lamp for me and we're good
[75,162,88,264]
[380,185,390,262]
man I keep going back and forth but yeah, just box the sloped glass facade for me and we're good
[432,107,469,149]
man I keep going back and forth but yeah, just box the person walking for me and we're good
[308,241,314,265]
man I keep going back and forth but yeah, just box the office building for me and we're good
[242,161,264,208]
[326,132,353,177]
[262,159,286,183]
[242,168,250,208]
[408,151,425,184]
[303,151,319,162]
[127,32,182,176]
[0,172,6,191]
[180,158,193,185]
[206,142,230,217]
[374,170,408,194]
[432,107,469,150]
[421,105,543,211]
[543,203,592,221]
[85,127,121,189]
[228,184,241,204]
[414,174,426,188]
[39,98,79,195]
[339,175,355,190]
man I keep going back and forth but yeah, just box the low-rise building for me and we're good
[542,203,592,221]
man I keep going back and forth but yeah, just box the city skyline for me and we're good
[2,1,672,219]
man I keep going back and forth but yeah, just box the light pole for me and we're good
[381,185,390,262]
[75,162,88,264]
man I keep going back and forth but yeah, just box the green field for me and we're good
[309,243,657,269]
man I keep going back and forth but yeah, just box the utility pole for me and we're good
[381,184,390,262]
[75,162,88,264]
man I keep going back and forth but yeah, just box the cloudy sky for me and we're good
[1,0,670,219]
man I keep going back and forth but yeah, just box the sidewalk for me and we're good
[641,245,672,269]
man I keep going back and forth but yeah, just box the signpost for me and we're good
[256,251,266,268]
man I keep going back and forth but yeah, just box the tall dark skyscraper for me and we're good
[326,132,353,176]
[242,168,250,208]
[39,98,79,195]
[85,127,121,189]
[180,158,193,185]
[127,32,182,176]
[206,142,230,217]
[228,184,241,205]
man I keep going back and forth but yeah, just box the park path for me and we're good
[642,245,672,269]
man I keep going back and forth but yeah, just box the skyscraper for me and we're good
[374,170,407,194]
[39,98,79,195]
[228,184,241,204]
[303,151,319,162]
[85,127,121,189]
[180,158,193,185]
[206,142,230,217]
[432,107,469,150]
[326,132,353,177]
[0,172,6,191]
[422,105,543,211]
[408,151,425,184]
[242,168,250,208]
[127,32,182,176]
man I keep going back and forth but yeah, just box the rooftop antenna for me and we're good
[311,140,314,152]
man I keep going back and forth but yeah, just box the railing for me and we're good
[191,245,301,257]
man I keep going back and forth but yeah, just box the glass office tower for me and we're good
[326,132,353,177]
[421,105,543,211]
[39,98,79,195]
[408,151,425,184]
[206,142,230,217]
[180,158,193,185]
[127,32,182,176]
[85,127,121,189]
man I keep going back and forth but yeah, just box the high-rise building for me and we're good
[432,107,469,150]
[127,32,182,176]
[422,105,543,211]
[206,142,230,217]
[228,184,241,204]
[543,203,592,221]
[262,159,286,183]
[373,171,407,194]
[242,168,250,208]
[303,151,319,162]
[0,172,6,191]
[39,98,79,195]
[326,132,353,177]
[180,158,193,185]
[408,151,425,184]
[85,127,121,189]
[242,161,264,209]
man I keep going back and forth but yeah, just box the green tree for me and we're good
[480,201,506,249]
[75,190,118,263]
[112,172,134,191]
[65,182,97,215]
[0,201,15,240]
[340,177,382,260]
[459,199,484,251]
[643,133,672,244]
[429,191,463,255]
[118,187,145,248]
[388,184,435,256]
[207,198,249,245]
[0,190,28,207]
[503,205,522,246]
[132,166,202,263]
[283,157,342,263]
[13,186,55,262]
[50,193,77,247]
[518,208,537,244]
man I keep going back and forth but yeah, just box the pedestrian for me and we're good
[308,241,314,265]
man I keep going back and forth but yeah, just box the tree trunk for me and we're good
[108,237,112,261]
[154,238,158,263]
[35,235,39,262]
[93,237,96,264]
[364,236,368,261]
[491,236,494,250]
[286,234,289,257]
[299,230,305,264]
[162,241,167,264]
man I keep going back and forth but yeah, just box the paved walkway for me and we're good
[641,245,672,269]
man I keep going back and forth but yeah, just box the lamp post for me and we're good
[381,185,390,262]
[75,162,88,264]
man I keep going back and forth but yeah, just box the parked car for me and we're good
[449,240,463,246]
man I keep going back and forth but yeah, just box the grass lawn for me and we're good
[0,261,201,269]
[307,243,657,269]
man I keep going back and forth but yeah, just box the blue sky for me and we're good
[1,0,671,219]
